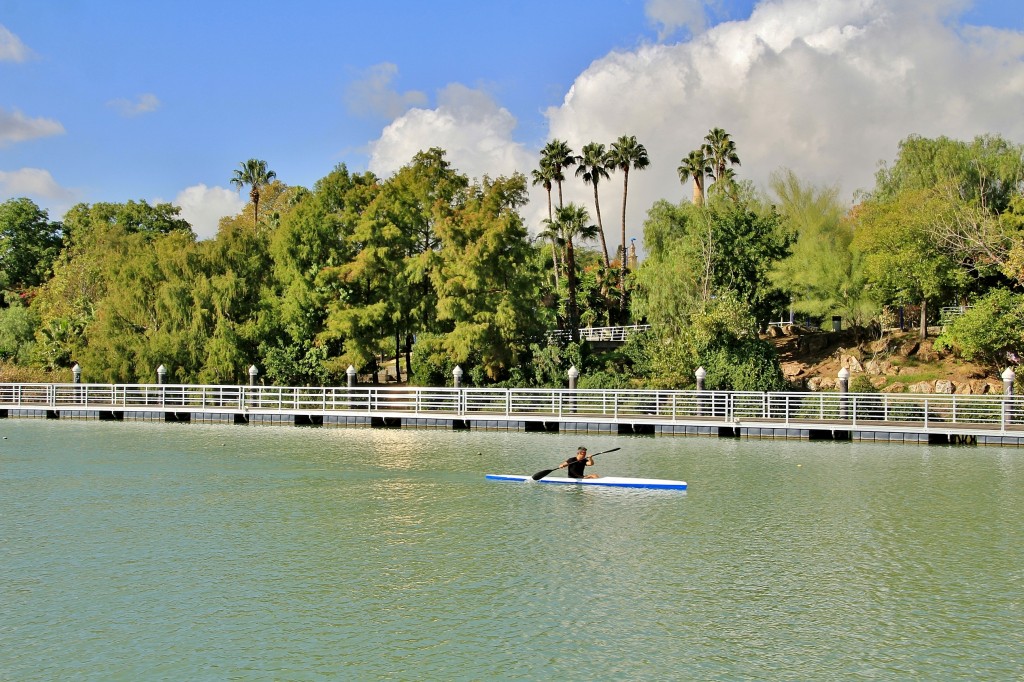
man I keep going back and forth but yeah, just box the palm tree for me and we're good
[536,213,564,289]
[607,135,650,318]
[230,158,277,226]
[548,203,599,342]
[677,148,712,206]
[575,142,612,267]
[703,127,740,192]
[540,139,575,209]
[532,162,560,287]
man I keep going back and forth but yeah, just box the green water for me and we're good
[1,420,1022,680]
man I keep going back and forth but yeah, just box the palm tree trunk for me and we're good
[593,184,610,268]
[693,177,704,207]
[566,238,578,343]
[619,170,630,319]
[546,188,559,288]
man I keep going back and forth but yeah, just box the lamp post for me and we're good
[1002,367,1016,426]
[695,366,706,416]
[453,365,463,388]
[568,365,579,391]
[248,365,258,386]
[157,364,167,385]
[72,363,82,384]
[838,367,850,420]
[347,365,357,388]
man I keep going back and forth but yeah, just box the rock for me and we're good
[908,381,934,393]
[934,380,954,394]
[885,382,906,393]
[953,382,974,395]
[808,377,837,391]
[781,361,806,379]
[900,340,920,356]
[870,376,888,389]
[766,325,784,338]
[863,359,893,376]
[841,355,864,372]
[868,338,900,354]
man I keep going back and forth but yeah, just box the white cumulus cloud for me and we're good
[0,24,31,62]
[368,83,534,185]
[646,0,709,39]
[0,108,65,146]
[360,0,1024,248]
[544,0,1024,248]
[346,63,429,119]
[0,168,75,202]
[173,184,246,240]
[107,93,161,117]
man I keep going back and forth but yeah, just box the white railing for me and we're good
[547,324,652,343]
[940,306,971,326]
[1,382,1021,434]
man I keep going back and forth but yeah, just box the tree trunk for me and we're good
[593,184,610,268]
[619,170,630,320]
[395,330,402,382]
[251,187,260,226]
[693,176,704,207]
[919,298,928,340]
[566,239,578,343]
[405,334,413,381]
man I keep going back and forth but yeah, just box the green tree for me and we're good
[607,134,650,318]
[769,169,873,326]
[935,288,1024,369]
[0,198,62,294]
[546,203,600,342]
[703,127,741,197]
[575,142,612,267]
[677,148,711,207]
[853,189,968,338]
[539,139,575,210]
[230,158,277,226]
[61,200,192,248]
[324,148,466,380]
[431,174,548,379]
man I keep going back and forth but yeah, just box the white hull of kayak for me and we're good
[486,474,687,491]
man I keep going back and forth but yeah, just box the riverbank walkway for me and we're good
[2,382,1022,447]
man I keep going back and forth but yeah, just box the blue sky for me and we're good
[2,0,1023,241]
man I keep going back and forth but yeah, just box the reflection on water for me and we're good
[1,421,1022,680]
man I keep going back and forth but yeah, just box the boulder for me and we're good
[934,380,954,394]
[900,340,920,357]
[908,381,934,393]
[841,355,864,372]
[885,382,907,393]
[863,359,893,376]
[868,338,900,354]
[953,382,974,395]
[808,377,838,391]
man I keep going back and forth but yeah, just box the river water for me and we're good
[1,420,1021,680]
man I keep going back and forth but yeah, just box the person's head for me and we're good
[576,447,588,460]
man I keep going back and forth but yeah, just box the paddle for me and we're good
[531,447,621,481]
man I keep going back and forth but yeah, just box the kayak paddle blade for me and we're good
[531,468,557,481]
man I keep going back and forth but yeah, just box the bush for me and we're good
[936,289,1024,368]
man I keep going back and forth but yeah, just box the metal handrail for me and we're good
[547,324,652,343]
[1,382,1019,434]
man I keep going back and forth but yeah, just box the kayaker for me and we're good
[559,446,599,479]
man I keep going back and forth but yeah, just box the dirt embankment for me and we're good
[768,325,1004,394]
